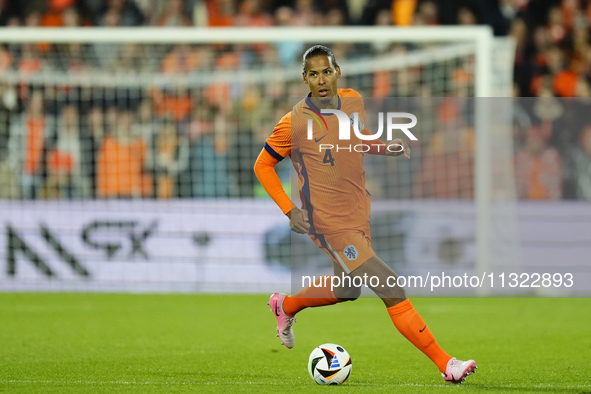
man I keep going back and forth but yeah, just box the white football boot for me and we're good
[442,357,477,384]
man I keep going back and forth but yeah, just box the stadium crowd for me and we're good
[0,0,590,200]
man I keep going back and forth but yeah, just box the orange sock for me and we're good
[387,299,452,373]
[283,276,341,317]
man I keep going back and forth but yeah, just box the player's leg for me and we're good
[268,236,356,349]
[351,255,477,383]
[349,254,406,307]
[281,251,359,317]
[330,258,362,301]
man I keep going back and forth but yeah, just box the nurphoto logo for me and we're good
[306,110,418,152]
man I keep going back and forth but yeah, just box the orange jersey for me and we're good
[264,88,371,234]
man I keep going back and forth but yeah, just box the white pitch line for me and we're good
[1,380,590,389]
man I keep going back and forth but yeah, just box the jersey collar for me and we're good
[304,92,341,115]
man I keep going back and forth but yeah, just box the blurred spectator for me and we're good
[392,0,415,26]
[511,18,528,62]
[4,16,21,63]
[96,109,152,198]
[547,7,566,45]
[19,43,43,74]
[451,67,473,97]
[292,0,321,26]
[157,0,192,26]
[511,95,532,152]
[206,0,236,27]
[413,1,437,26]
[1,0,590,204]
[92,8,123,69]
[511,18,534,96]
[8,90,53,199]
[0,159,19,198]
[561,0,577,31]
[531,91,564,149]
[115,43,151,72]
[191,107,239,197]
[86,105,105,197]
[133,0,162,25]
[25,9,42,26]
[95,0,144,26]
[358,0,390,26]
[231,83,270,197]
[105,105,118,131]
[457,6,477,25]
[553,51,585,98]
[325,8,345,25]
[41,0,77,27]
[152,85,194,123]
[234,0,271,27]
[371,9,393,53]
[203,50,236,111]
[0,83,16,156]
[187,101,212,142]
[234,0,272,55]
[415,99,475,199]
[153,122,189,198]
[414,126,475,199]
[566,125,591,200]
[135,97,159,147]
[133,96,158,191]
[232,83,270,135]
[0,83,18,199]
[55,42,89,73]
[45,105,91,198]
[274,7,304,67]
[515,125,562,200]
[161,44,201,74]
[376,7,393,27]
[63,6,81,26]
[485,0,514,36]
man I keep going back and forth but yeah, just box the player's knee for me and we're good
[334,286,361,302]
[379,285,406,301]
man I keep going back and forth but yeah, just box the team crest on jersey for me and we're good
[343,245,358,261]
[349,113,362,134]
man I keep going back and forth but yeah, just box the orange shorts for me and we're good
[309,221,375,274]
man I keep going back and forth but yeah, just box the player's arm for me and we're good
[353,93,410,158]
[385,137,411,159]
[254,149,292,214]
[254,115,310,234]
[253,150,310,234]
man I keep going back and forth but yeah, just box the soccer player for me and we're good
[253,45,477,384]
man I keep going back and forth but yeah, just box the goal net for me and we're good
[0,27,524,294]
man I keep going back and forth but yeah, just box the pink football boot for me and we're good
[267,293,296,349]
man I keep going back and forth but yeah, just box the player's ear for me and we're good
[336,65,341,79]
[302,72,308,84]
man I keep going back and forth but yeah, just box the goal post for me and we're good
[0,26,516,294]
[0,26,497,95]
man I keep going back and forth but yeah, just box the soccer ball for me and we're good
[308,343,352,385]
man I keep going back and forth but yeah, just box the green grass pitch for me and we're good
[1,294,590,393]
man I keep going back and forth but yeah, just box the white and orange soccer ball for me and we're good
[307,343,352,385]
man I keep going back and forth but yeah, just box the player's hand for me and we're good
[287,208,311,234]
[386,139,411,159]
